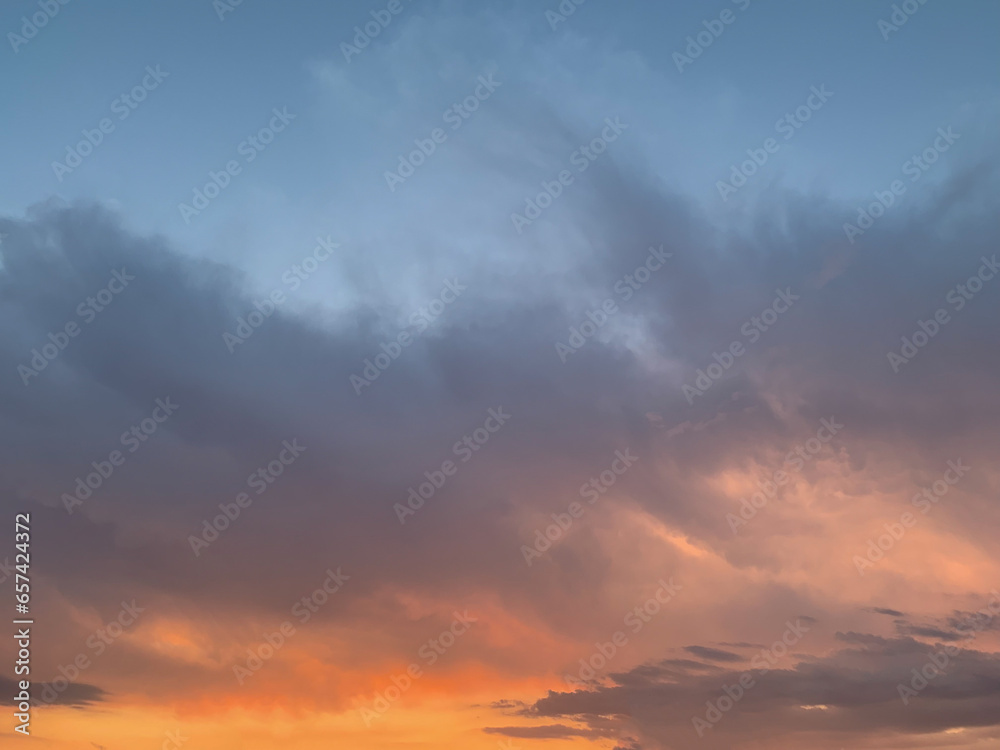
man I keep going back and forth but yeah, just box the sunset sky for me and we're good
[2,1,1000,748]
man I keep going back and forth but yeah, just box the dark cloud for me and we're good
[948,606,1000,634]
[894,622,963,642]
[869,607,906,617]
[524,636,1000,749]
[0,676,107,708]
[683,645,742,663]
[489,699,528,711]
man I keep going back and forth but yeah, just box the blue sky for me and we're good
[3,0,997,303]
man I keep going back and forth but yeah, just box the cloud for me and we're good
[894,623,964,642]
[870,607,906,617]
[524,636,1000,748]
[1,82,998,743]
[0,676,107,708]
[682,645,742,663]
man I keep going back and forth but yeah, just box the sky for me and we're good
[1,0,1000,748]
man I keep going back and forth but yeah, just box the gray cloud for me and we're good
[524,636,1000,749]
[683,645,742,663]
[0,114,998,728]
